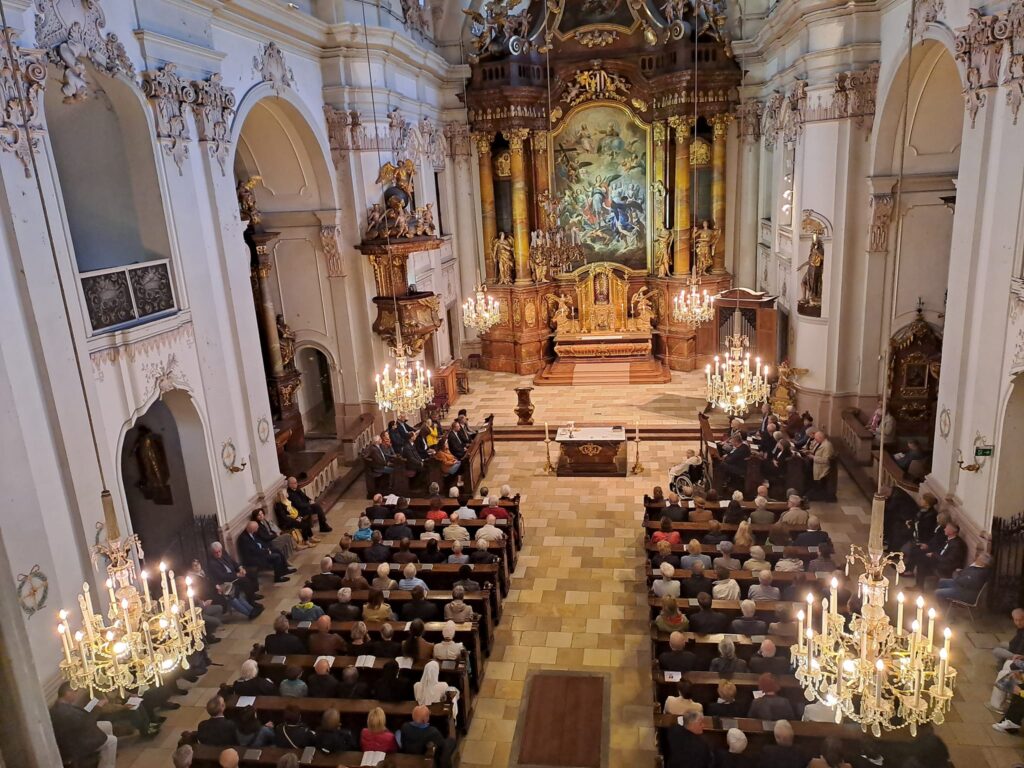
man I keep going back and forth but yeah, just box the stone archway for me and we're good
[295,344,337,437]
[993,377,1024,520]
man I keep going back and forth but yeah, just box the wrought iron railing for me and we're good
[991,512,1024,613]
[79,259,177,333]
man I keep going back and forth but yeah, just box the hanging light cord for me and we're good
[0,0,110,496]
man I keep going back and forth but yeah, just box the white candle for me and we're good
[75,631,89,674]
[187,585,196,618]
[82,582,95,619]
[140,570,152,611]
[121,598,132,636]
[106,578,116,607]
[830,578,838,616]
[797,609,805,650]
[915,595,924,631]
[545,422,549,441]
[927,608,935,648]
[896,592,905,636]
[943,627,951,658]
[938,648,948,694]
[159,561,168,599]
[911,620,920,657]
[806,593,814,637]
[836,648,845,696]
[821,598,828,634]
[874,659,884,708]
[913,667,922,707]
[169,570,179,604]
[58,623,72,664]
[806,627,814,672]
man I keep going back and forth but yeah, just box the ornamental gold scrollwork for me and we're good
[579,443,602,457]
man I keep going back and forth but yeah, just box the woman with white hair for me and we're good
[398,563,429,593]
[414,660,460,718]
[713,540,741,571]
[231,658,275,696]
[433,621,465,660]
[651,561,681,598]
[715,727,751,767]
[372,563,396,591]
[499,484,515,500]
[353,515,372,541]
[744,545,771,573]
[710,637,748,675]
[420,519,441,541]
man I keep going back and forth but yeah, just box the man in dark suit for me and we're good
[793,516,831,548]
[721,433,751,483]
[758,720,805,768]
[287,476,332,533]
[663,493,688,523]
[748,639,791,675]
[367,623,403,658]
[666,711,714,768]
[363,530,392,563]
[729,599,768,635]
[309,556,342,592]
[658,631,697,673]
[688,592,731,634]
[335,666,371,699]
[365,494,390,520]
[197,696,239,747]
[237,521,291,582]
[306,658,340,698]
[263,614,306,655]
[917,521,968,585]
[384,512,413,541]
[327,587,363,621]
[207,541,261,605]
[447,421,468,459]
[399,705,456,768]
[50,682,118,768]
[682,562,714,598]
[400,586,440,622]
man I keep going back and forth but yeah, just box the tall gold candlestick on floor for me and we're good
[631,431,644,475]
[543,437,555,475]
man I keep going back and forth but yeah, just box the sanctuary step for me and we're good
[532,356,672,386]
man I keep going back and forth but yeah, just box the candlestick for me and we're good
[911,620,920,657]
[545,422,549,441]
[75,631,89,674]
[806,592,814,637]
[120,598,132,637]
[927,608,935,648]
[159,561,169,599]
[913,667,922,707]
[169,570,179,604]
[896,592,905,636]
[830,578,838,616]
[83,582,95,619]
[141,570,152,611]
[806,628,814,672]
[187,585,196,619]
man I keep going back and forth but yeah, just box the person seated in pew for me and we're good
[768,607,798,642]
[714,540,742,571]
[483,495,508,521]
[808,736,853,768]
[336,665,370,699]
[658,630,696,672]
[445,586,474,623]
[747,673,796,721]
[420,537,447,564]
[653,562,682,598]
[710,637,748,675]
[291,588,325,623]
[309,557,343,592]
[279,665,308,698]
[689,498,715,523]
[654,596,689,633]
[360,707,398,754]
[331,589,364,626]
[666,710,714,768]
[197,695,239,747]
[274,490,317,549]
[420,520,442,543]
[476,514,505,543]
[794,516,831,548]
[779,495,809,527]
[749,639,791,676]
[652,540,681,570]
[470,537,498,565]
[218,748,238,768]
[452,494,476,520]
[424,496,448,525]
[679,539,713,571]
[721,433,752,485]
[454,564,481,592]
[306,657,340,698]
[689,592,730,634]
[730,599,768,635]
[374,659,414,702]
[264,614,306,656]
[663,492,688,523]
[706,681,744,718]
[384,512,414,542]
[935,551,992,604]
[712,566,741,601]
[333,534,361,567]
[808,541,838,573]
[650,486,668,507]
[307,618,348,659]
[366,494,389,521]
[399,563,430,594]
[443,513,470,542]
[393,538,419,566]
[363,588,396,623]
[372,563,398,591]
[664,679,704,716]
[745,545,771,574]
[315,707,357,754]
[793,413,815,449]
[354,515,373,542]
[717,727,754,768]
[734,520,755,549]
[415,660,460,719]
[433,620,466,661]
[763,437,795,486]
[348,621,370,654]
[341,561,371,590]
[758,719,806,768]
[702,519,728,546]
[404,619,435,659]
[401,586,440,623]
[364,531,393,564]
[683,561,714,597]
[750,495,775,525]
[368,623,402,659]
[722,492,747,525]
[231,659,275,697]
[748,571,781,602]
[447,540,469,565]
[398,703,456,768]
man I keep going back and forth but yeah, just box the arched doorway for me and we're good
[295,345,336,437]
[120,390,218,569]
[994,377,1024,519]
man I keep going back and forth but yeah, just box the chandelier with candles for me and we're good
[704,333,770,416]
[672,269,715,327]
[57,513,204,696]
[375,345,433,416]
[793,537,956,736]
[462,281,500,334]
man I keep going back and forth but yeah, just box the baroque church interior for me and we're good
[4,0,1024,766]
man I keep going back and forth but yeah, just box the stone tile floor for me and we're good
[117,371,1023,767]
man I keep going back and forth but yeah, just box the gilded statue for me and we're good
[771,362,809,412]
[276,313,296,369]
[493,232,514,284]
[376,159,416,197]
[654,227,674,277]
[530,250,549,283]
[237,176,262,228]
[799,233,825,307]
[132,426,173,505]
[693,220,719,275]
[546,292,575,332]
[630,287,655,328]
[366,203,387,240]
[414,203,436,237]
[386,198,413,238]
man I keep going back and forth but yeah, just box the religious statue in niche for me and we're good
[654,227,674,277]
[693,221,719,274]
[276,314,296,370]
[797,233,824,317]
[132,426,173,505]
[493,232,515,284]
[630,287,656,329]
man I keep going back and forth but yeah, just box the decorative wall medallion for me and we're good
[16,564,48,617]
[257,417,271,444]
[221,439,237,469]
[939,407,951,438]
[253,41,294,96]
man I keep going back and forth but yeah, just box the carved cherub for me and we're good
[366,203,386,240]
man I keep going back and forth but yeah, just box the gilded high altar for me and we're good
[464,0,742,377]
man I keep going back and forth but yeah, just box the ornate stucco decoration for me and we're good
[761,91,784,149]
[561,64,632,107]
[736,99,763,142]
[400,0,431,36]
[909,0,946,37]
[1002,0,1024,125]
[780,81,806,145]
[388,109,446,169]
[468,104,547,124]
[253,41,293,96]
[443,122,472,158]
[834,64,880,129]
[34,0,136,101]
[89,318,195,379]
[141,63,194,174]
[320,224,343,278]
[576,29,618,47]
[955,9,1002,128]
[868,193,895,252]
[0,29,47,177]
[142,353,190,396]
[191,73,235,175]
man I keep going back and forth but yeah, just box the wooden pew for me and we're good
[650,629,795,660]
[349,540,510,597]
[651,670,803,712]
[641,520,797,537]
[327,563,502,618]
[192,744,433,767]
[643,541,822,566]
[646,596,810,622]
[643,499,789,518]
[368,517,518,573]
[256,653,472,729]
[308,589,496,655]
[223,694,456,740]
[287,620,485,685]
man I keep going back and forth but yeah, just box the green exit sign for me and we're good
[975,445,995,457]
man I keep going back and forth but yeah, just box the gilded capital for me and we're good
[710,113,734,139]
[472,132,494,156]
[667,115,695,136]
[502,128,530,154]
[653,121,667,144]
[532,130,550,154]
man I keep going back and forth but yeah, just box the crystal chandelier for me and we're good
[704,333,770,415]
[672,269,715,326]
[462,281,500,333]
[58,526,205,696]
[375,347,433,416]
[794,545,956,736]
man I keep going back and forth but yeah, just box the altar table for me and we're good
[555,426,627,477]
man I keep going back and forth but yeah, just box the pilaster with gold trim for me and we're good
[710,113,733,274]
[668,116,694,275]
[532,130,550,225]
[503,128,532,285]
[249,231,284,376]
[652,121,668,230]
[473,132,497,281]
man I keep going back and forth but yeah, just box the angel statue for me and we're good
[654,227,674,277]
[493,232,515,285]
[630,287,656,328]
[546,292,575,332]
[693,220,719,275]
[366,203,387,240]
[530,249,550,283]
[771,361,809,413]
